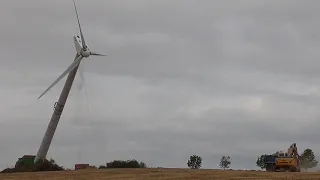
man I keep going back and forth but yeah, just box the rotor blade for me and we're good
[78,61,85,90]
[72,0,86,49]
[90,52,107,56]
[38,55,84,100]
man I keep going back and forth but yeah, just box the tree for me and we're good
[104,159,147,168]
[300,149,318,172]
[256,155,266,169]
[187,155,202,169]
[219,156,231,170]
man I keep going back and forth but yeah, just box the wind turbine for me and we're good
[34,0,106,163]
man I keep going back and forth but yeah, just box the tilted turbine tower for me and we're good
[34,0,106,162]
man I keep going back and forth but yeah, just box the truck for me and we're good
[75,164,90,170]
[264,143,301,172]
[15,155,36,168]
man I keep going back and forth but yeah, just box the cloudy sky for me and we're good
[1,0,320,170]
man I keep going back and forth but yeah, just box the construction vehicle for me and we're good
[264,154,277,171]
[75,164,90,170]
[264,143,301,172]
[15,155,36,168]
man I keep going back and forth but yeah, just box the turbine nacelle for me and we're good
[37,0,106,100]
[81,49,90,57]
[74,35,105,58]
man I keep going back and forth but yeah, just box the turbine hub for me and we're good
[81,49,90,57]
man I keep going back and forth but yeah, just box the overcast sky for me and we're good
[1,0,320,170]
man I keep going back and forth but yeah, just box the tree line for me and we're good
[1,155,232,173]
[1,149,317,173]
[0,159,147,173]
[256,148,318,171]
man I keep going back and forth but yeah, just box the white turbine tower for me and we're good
[34,0,106,162]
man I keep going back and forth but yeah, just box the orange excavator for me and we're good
[264,143,301,172]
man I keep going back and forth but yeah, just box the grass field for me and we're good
[1,168,320,180]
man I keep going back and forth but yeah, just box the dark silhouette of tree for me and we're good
[219,156,231,170]
[187,155,202,169]
[100,159,147,169]
[256,155,266,169]
[300,149,318,172]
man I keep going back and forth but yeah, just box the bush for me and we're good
[1,168,15,173]
[33,158,64,172]
[98,165,106,169]
[101,159,147,168]
[1,158,64,173]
